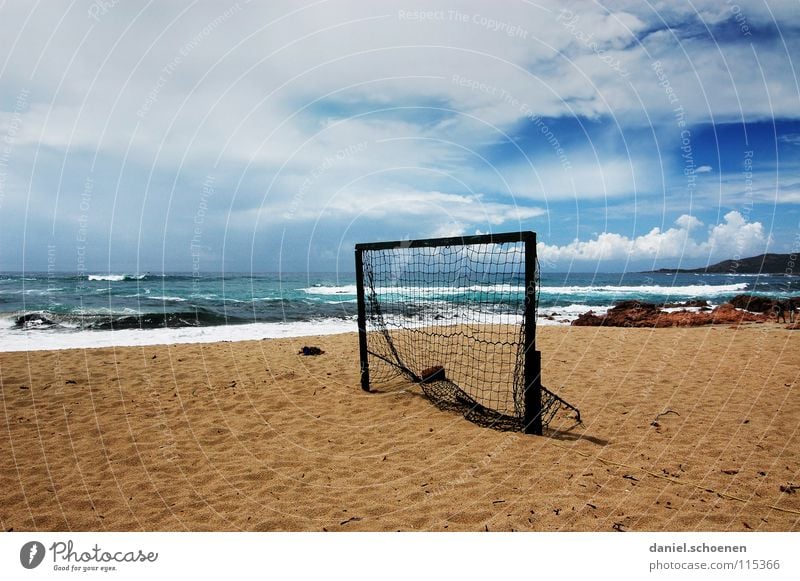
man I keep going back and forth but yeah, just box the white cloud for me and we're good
[780,134,800,146]
[706,210,771,256]
[675,214,703,230]
[695,165,712,173]
[707,168,800,207]
[538,211,771,264]
[326,189,545,224]
[504,156,659,201]
[430,222,469,238]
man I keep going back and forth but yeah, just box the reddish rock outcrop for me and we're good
[571,301,767,328]
[571,310,604,326]
[728,294,799,313]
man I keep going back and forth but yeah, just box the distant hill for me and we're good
[649,253,797,275]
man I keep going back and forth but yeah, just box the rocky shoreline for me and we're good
[571,295,800,328]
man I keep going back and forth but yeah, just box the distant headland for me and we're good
[647,253,798,275]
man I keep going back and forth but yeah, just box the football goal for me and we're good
[355,231,580,435]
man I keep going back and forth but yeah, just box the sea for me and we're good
[0,271,797,352]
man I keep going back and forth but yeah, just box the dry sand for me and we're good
[1,323,799,531]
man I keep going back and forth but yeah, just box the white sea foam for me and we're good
[0,301,628,352]
[87,274,147,282]
[24,288,64,295]
[302,284,358,295]
[0,319,357,352]
[0,313,21,329]
[536,304,610,325]
[145,295,187,302]
[71,306,142,316]
[302,283,525,296]
[302,282,749,297]
[540,283,749,296]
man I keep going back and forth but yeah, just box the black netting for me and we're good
[357,236,580,432]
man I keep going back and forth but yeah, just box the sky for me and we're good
[0,0,799,273]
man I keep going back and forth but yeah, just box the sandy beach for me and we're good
[2,323,799,532]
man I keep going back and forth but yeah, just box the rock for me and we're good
[728,295,774,313]
[571,310,605,326]
[571,301,767,328]
[728,294,800,314]
[419,365,446,383]
[709,303,766,325]
[298,346,325,356]
[14,312,55,329]
[603,301,661,327]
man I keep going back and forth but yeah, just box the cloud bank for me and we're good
[538,211,771,265]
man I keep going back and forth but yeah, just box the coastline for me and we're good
[3,269,790,352]
[0,299,783,353]
[2,325,798,532]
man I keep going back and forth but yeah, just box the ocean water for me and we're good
[0,271,796,352]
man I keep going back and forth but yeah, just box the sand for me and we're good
[1,324,799,532]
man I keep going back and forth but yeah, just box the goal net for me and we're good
[355,231,580,435]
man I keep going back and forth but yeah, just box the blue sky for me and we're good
[0,0,799,273]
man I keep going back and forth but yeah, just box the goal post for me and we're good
[355,231,578,435]
[523,230,541,434]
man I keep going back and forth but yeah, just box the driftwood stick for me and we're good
[654,409,681,422]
